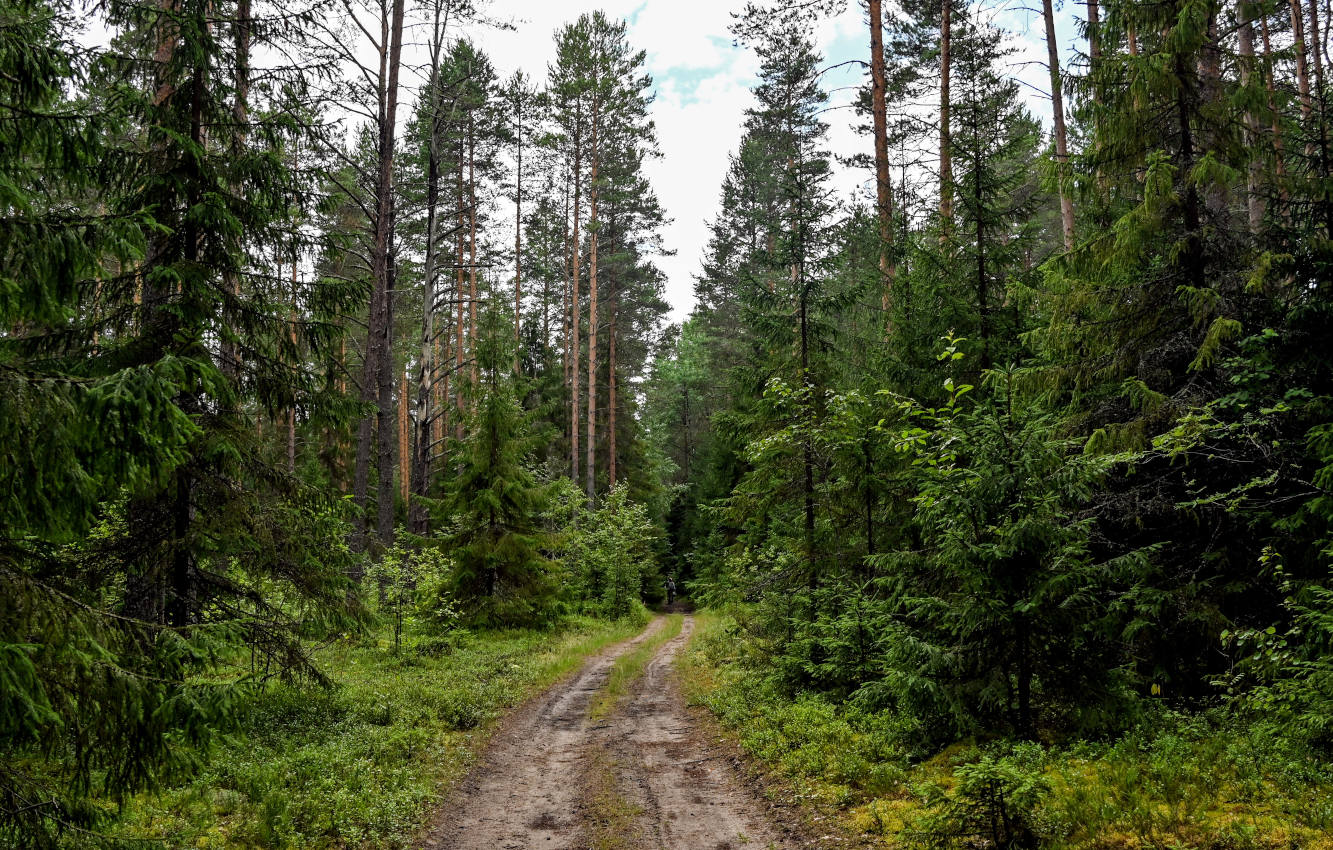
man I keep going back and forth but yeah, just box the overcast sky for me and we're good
[453,0,1082,324]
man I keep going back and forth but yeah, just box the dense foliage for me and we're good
[7,0,1333,844]
[646,0,1333,803]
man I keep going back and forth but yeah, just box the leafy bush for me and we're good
[556,483,659,619]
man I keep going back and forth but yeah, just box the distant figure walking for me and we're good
[665,576,677,606]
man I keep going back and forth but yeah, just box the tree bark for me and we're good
[1260,12,1289,208]
[412,71,442,534]
[467,118,479,399]
[375,0,405,549]
[1238,2,1265,234]
[608,273,617,488]
[514,88,524,374]
[454,141,466,440]
[1293,0,1315,136]
[570,102,583,486]
[221,0,248,382]
[939,0,953,232]
[1086,0,1101,61]
[1308,0,1332,235]
[868,0,895,322]
[1042,0,1076,250]
[354,0,406,552]
[586,89,600,501]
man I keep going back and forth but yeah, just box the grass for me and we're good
[580,748,644,850]
[681,610,1333,850]
[107,613,649,849]
[588,613,683,720]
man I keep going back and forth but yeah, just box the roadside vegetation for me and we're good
[683,612,1333,850]
[109,611,648,849]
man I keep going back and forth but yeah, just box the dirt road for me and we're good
[424,615,797,850]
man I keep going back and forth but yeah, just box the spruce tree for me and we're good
[442,304,557,626]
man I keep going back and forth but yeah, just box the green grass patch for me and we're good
[579,748,644,850]
[588,614,683,721]
[682,610,1333,850]
[107,613,648,849]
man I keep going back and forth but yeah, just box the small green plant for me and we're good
[907,744,1050,849]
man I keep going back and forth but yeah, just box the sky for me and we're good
[452,0,1085,324]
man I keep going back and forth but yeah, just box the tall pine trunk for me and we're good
[608,273,617,488]
[939,0,953,232]
[1260,12,1289,208]
[586,92,599,500]
[412,74,442,534]
[375,0,405,549]
[1308,0,1333,232]
[467,119,478,399]
[1042,0,1076,250]
[398,364,409,505]
[1239,1,1265,234]
[570,107,583,485]
[221,0,248,381]
[454,144,466,440]
[514,94,523,374]
[354,0,405,552]
[868,0,894,321]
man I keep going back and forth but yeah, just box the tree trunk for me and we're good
[1293,0,1315,136]
[570,105,583,486]
[975,140,991,370]
[868,0,895,322]
[1042,0,1076,250]
[1198,12,1229,219]
[514,92,523,374]
[287,244,298,473]
[455,143,466,440]
[586,92,599,501]
[355,0,406,552]
[562,168,572,403]
[375,0,405,550]
[939,0,953,232]
[412,75,442,534]
[1260,12,1289,208]
[1308,0,1333,233]
[1086,0,1101,61]
[221,0,248,382]
[467,119,478,399]
[1239,1,1265,234]
[608,270,617,488]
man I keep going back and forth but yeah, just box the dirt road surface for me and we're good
[423,614,798,850]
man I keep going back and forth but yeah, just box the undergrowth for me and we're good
[681,610,1333,850]
[107,612,648,849]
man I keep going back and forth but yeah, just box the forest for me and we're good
[3,0,1333,846]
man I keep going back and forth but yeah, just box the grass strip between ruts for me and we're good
[588,613,684,721]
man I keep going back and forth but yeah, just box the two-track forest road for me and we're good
[423,614,799,850]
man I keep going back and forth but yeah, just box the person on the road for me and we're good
[665,576,677,605]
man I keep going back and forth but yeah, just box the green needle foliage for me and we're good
[442,305,558,627]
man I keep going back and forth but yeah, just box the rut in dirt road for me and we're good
[592,615,794,850]
[423,618,667,850]
[424,615,797,850]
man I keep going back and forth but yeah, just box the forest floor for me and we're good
[422,611,812,850]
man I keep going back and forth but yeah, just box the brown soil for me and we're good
[422,615,801,850]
